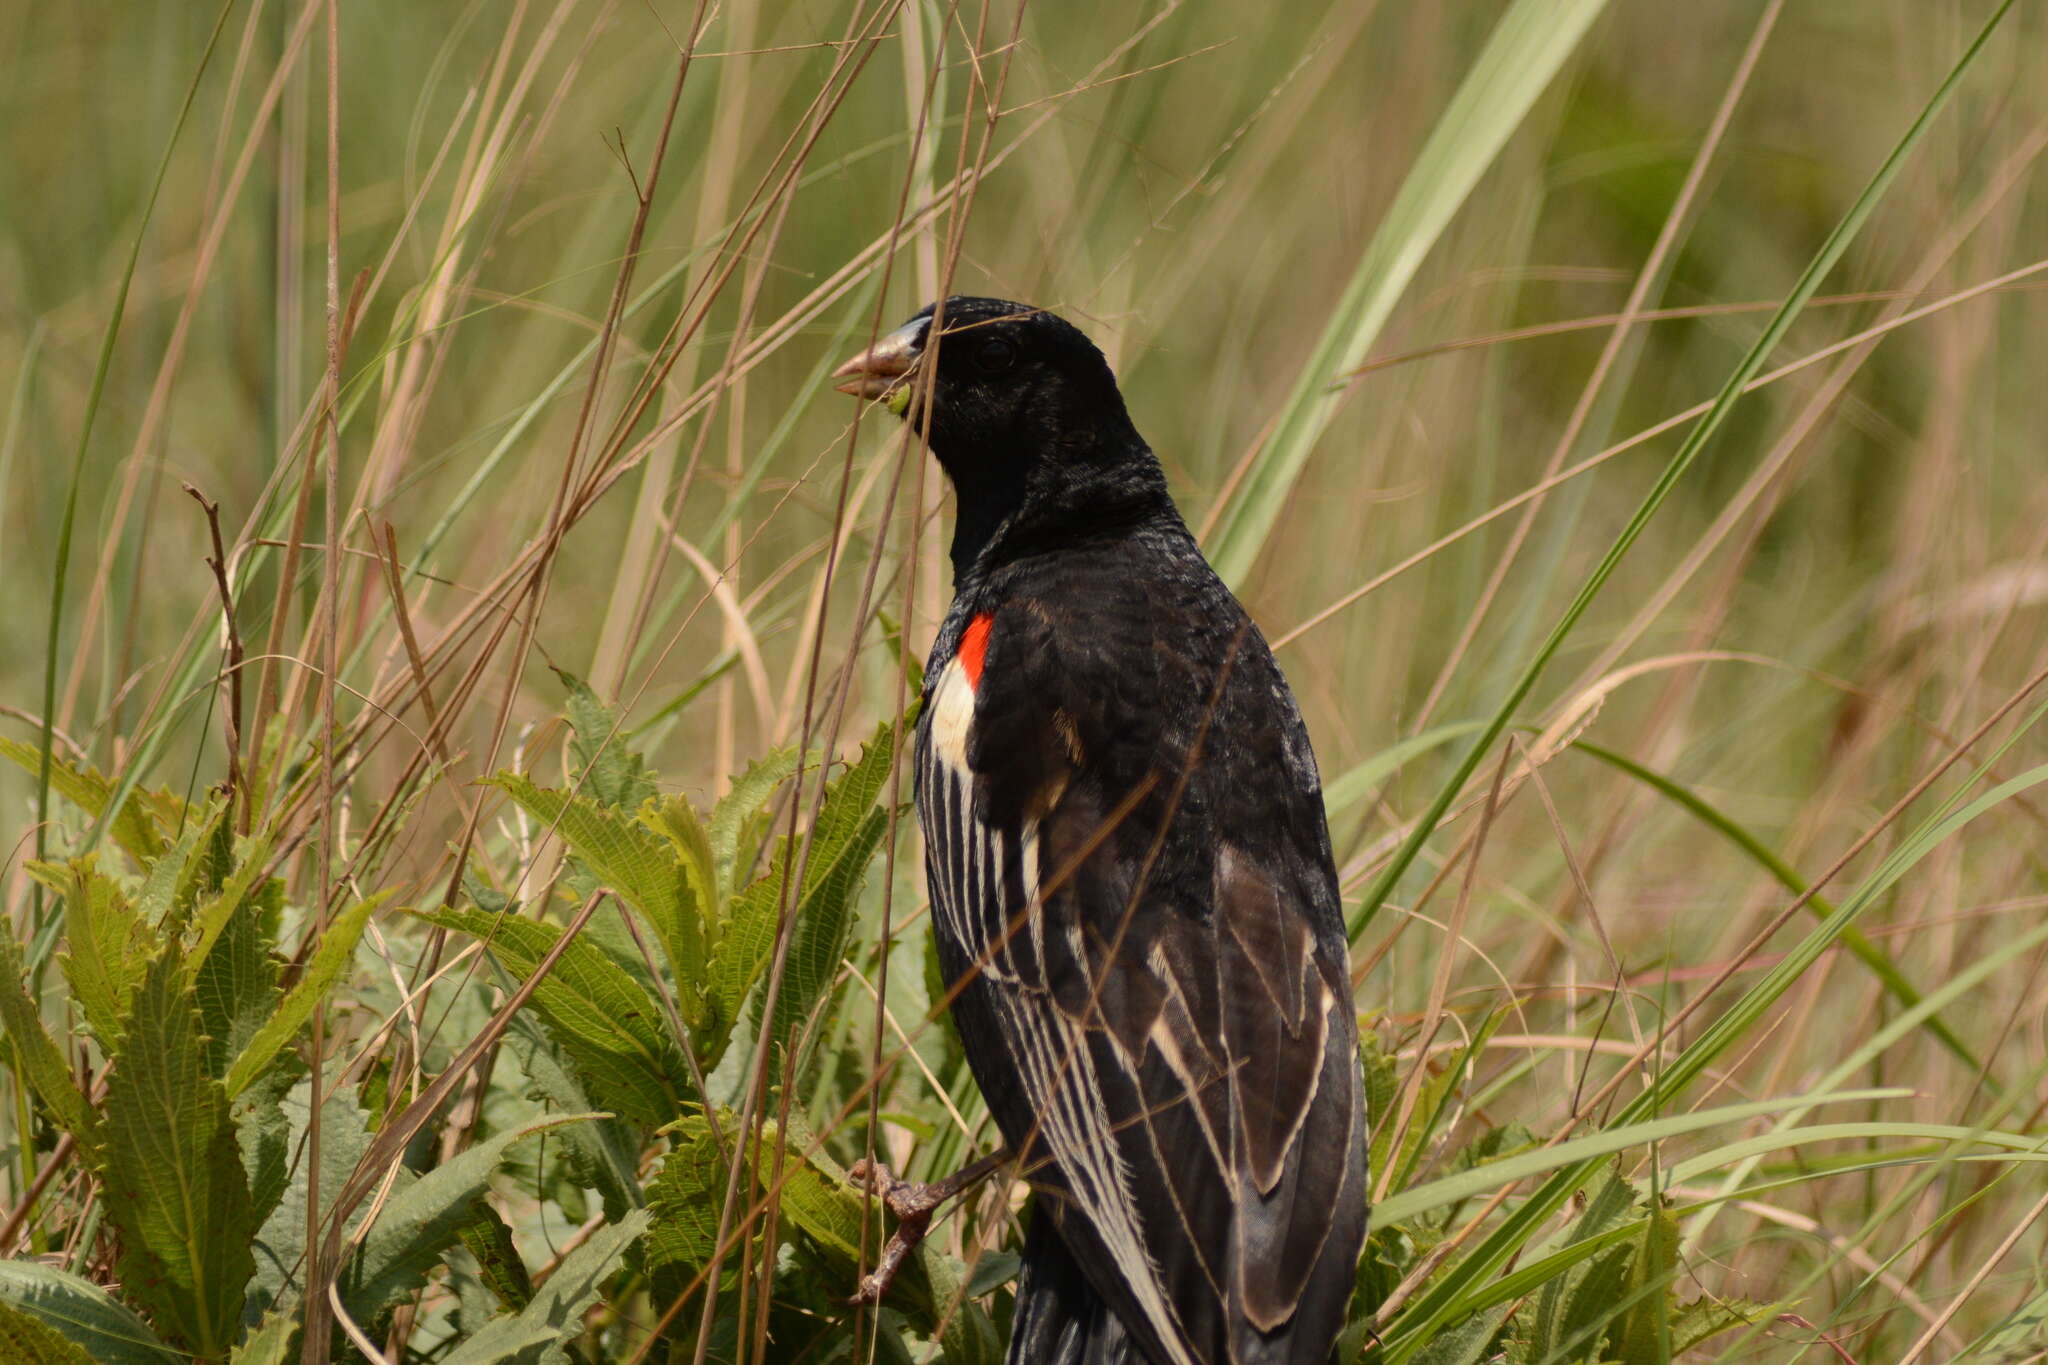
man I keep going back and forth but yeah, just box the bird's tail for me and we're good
[1006,1210,1143,1365]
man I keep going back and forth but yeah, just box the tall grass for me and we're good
[3,2,2046,1362]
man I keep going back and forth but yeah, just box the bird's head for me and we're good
[833,296,1165,573]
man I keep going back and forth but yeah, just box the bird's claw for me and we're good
[849,1159,950,1222]
[845,1151,1010,1307]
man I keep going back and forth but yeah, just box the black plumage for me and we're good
[835,297,1367,1365]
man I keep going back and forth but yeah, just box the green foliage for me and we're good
[97,950,256,1358]
[194,876,282,1082]
[0,738,175,867]
[1373,1151,1762,1365]
[343,1114,603,1325]
[0,1261,177,1365]
[457,1201,536,1314]
[0,908,93,1142]
[417,906,689,1126]
[557,668,660,811]
[709,746,805,888]
[485,773,717,1041]
[719,717,902,1044]
[505,1016,643,1221]
[245,1083,373,1326]
[0,1298,101,1365]
[644,1118,728,1295]
[444,702,905,1130]
[227,1311,296,1365]
[647,1111,998,1363]
[182,829,278,978]
[438,1209,650,1365]
[222,892,384,1098]
[30,857,151,1049]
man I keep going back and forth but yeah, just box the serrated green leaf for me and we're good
[28,857,152,1048]
[1447,1119,1542,1175]
[505,1016,642,1222]
[194,877,280,1081]
[132,818,199,928]
[1362,1028,1399,1175]
[0,1260,178,1365]
[649,1111,996,1362]
[344,1112,602,1324]
[760,806,886,1044]
[635,793,719,981]
[556,666,659,810]
[418,907,686,1126]
[1376,1046,1458,1191]
[439,1208,649,1365]
[234,1062,299,1230]
[1390,1009,1506,1192]
[98,950,255,1357]
[228,1309,296,1365]
[1529,1169,1638,1365]
[486,771,711,1031]
[224,892,386,1098]
[709,745,802,892]
[713,720,902,1050]
[0,1298,100,1365]
[0,736,169,867]
[184,829,276,978]
[0,922,92,1141]
[1410,1302,1510,1365]
[171,799,234,928]
[457,1199,535,1312]
[645,1120,730,1304]
[246,1081,373,1325]
[805,1135,999,1365]
[1614,1198,1680,1365]
[1667,1295,1761,1356]
[1551,1241,1636,1365]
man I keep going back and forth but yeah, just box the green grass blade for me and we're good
[1571,738,1988,1080]
[1372,1087,1904,1226]
[1665,1122,2048,1187]
[32,0,236,900]
[1382,751,2048,1358]
[1206,0,1612,584]
[1351,0,2018,940]
[1323,720,1488,819]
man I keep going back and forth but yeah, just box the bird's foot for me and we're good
[846,1149,1010,1307]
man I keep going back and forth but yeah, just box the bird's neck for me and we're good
[944,433,1176,582]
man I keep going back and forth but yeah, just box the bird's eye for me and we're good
[975,338,1015,373]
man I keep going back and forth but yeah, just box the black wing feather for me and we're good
[916,524,1367,1365]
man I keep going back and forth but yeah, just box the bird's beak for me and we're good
[832,318,927,410]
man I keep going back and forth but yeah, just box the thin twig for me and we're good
[184,483,249,828]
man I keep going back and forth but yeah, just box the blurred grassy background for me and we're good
[4,0,2047,1357]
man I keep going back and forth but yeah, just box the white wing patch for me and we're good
[928,650,975,772]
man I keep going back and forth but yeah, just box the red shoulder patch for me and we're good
[958,613,993,690]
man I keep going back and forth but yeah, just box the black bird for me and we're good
[834,298,1367,1365]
